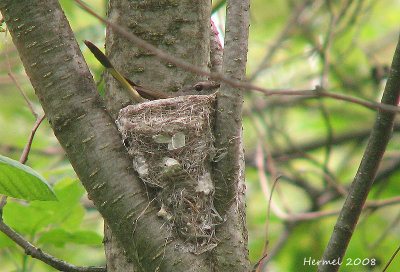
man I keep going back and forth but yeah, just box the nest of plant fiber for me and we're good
[116,94,221,254]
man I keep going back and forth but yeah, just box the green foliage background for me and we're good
[1,0,400,271]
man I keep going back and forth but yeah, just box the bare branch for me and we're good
[73,0,400,115]
[255,143,287,219]
[0,196,6,214]
[213,0,250,209]
[382,244,400,272]
[19,115,46,164]
[256,176,283,272]
[0,112,100,272]
[262,223,295,266]
[209,0,251,271]
[318,34,400,272]
[0,218,105,272]
[286,196,400,222]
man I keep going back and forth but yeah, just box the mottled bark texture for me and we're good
[104,0,211,118]
[1,1,210,271]
[102,0,212,270]
[1,0,252,270]
[211,0,251,271]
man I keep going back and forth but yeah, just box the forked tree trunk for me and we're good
[0,0,250,271]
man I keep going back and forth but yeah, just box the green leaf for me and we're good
[3,201,53,235]
[69,230,103,246]
[3,178,86,236]
[38,229,103,247]
[0,154,57,201]
[29,178,86,230]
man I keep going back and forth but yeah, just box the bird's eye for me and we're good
[123,138,131,148]
[194,84,203,92]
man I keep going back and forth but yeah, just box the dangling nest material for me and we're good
[116,94,221,254]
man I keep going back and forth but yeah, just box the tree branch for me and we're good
[210,0,251,271]
[0,218,105,272]
[213,0,249,212]
[74,0,400,115]
[0,83,97,272]
[0,1,209,270]
[318,33,400,272]
[19,115,46,164]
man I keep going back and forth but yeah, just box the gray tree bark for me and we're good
[103,0,211,270]
[103,0,211,119]
[0,0,251,271]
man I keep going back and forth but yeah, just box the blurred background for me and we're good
[1,0,400,271]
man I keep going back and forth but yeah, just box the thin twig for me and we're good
[262,223,295,265]
[251,254,268,272]
[255,143,287,219]
[0,219,106,272]
[0,107,96,271]
[0,196,7,217]
[19,115,46,164]
[0,110,102,270]
[318,33,400,272]
[382,244,400,272]
[4,28,37,118]
[256,176,282,272]
[249,111,289,211]
[263,138,291,213]
[0,110,101,271]
[285,195,400,222]
[74,0,400,115]
[250,108,293,212]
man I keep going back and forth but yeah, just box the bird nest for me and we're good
[116,94,221,254]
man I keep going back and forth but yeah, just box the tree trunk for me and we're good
[103,0,211,270]
[0,0,251,271]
